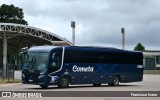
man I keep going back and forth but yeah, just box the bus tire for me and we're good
[108,76,119,86]
[93,84,101,87]
[58,77,69,88]
[40,85,48,89]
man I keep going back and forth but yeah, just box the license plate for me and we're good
[29,79,33,82]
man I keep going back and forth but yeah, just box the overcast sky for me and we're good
[1,0,160,50]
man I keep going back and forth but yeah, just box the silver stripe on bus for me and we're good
[49,47,65,75]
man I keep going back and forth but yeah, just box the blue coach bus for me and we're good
[20,46,143,88]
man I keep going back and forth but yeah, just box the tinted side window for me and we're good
[64,50,96,63]
[49,49,62,73]
[64,50,142,64]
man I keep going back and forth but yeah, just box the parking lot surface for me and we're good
[0,75,159,100]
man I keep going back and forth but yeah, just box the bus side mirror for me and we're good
[19,52,24,63]
[19,52,28,64]
[19,52,23,59]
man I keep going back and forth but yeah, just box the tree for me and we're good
[0,4,28,25]
[134,43,145,51]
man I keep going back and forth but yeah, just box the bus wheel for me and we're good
[108,76,119,86]
[58,77,69,88]
[93,84,101,87]
[40,85,48,89]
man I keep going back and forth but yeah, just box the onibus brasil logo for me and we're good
[1,92,42,98]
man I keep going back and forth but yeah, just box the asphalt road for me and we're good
[0,74,160,100]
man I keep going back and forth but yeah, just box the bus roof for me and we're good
[28,45,60,52]
[65,46,142,54]
[28,45,142,54]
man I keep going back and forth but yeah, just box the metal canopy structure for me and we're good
[0,23,72,44]
[0,23,72,77]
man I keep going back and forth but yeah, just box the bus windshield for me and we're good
[24,52,49,73]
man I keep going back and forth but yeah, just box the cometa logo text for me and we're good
[72,65,94,72]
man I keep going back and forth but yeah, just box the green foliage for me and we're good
[0,4,28,25]
[134,43,145,51]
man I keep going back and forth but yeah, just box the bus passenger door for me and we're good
[49,50,62,75]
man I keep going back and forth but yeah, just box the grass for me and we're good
[0,78,21,84]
